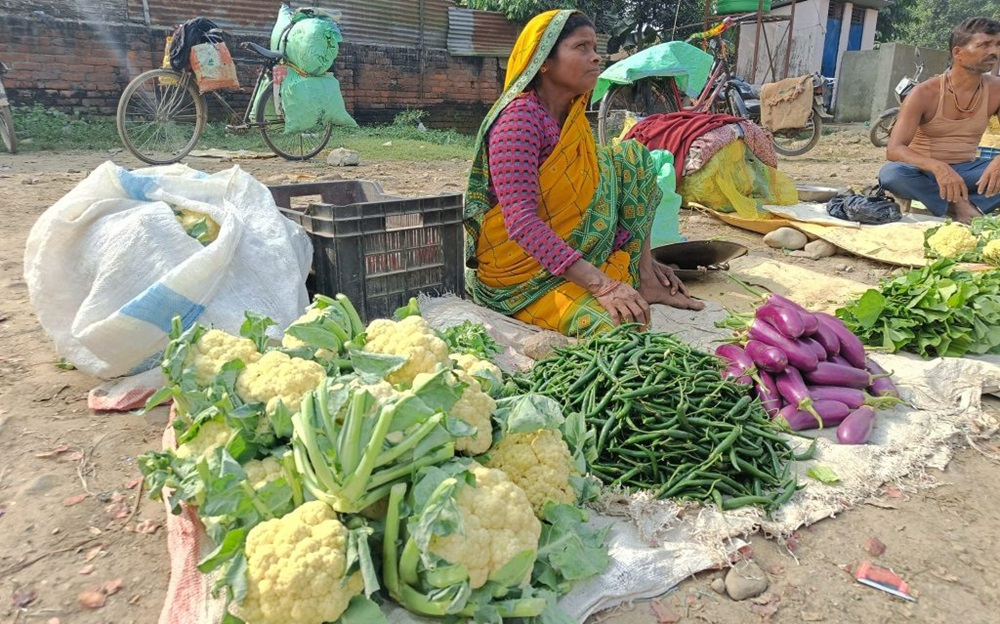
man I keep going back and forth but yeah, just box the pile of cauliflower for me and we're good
[925,218,1000,265]
[144,297,597,624]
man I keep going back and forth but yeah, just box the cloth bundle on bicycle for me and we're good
[168,17,219,71]
[760,75,813,132]
[270,3,343,76]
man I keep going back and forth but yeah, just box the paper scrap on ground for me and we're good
[730,259,868,312]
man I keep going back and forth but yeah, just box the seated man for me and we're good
[879,17,1000,223]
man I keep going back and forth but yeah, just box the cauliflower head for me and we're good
[485,429,575,517]
[983,239,1000,265]
[174,417,233,460]
[415,369,495,455]
[244,456,284,490]
[282,307,338,359]
[450,353,503,393]
[239,501,364,624]
[927,222,977,258]
[364,316,450,385]
[186,329,261,387]
[428,463,541,589]
[236,351,326,415]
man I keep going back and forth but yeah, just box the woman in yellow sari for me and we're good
[465,10,703,337]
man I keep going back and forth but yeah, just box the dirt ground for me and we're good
[1,127,998,624]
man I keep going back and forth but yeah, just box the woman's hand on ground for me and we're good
[652,262,688,296]
[594,280,650,327]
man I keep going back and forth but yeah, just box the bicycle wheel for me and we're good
[771,105,823,157]
[597,79,678,145]
[0,105,16,153]
[117,69,205,165]
[256,87,332,161]
[869,107,897,148]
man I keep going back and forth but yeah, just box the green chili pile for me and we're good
[513,325,801,511]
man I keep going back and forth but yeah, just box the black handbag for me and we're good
[826,186,902,225]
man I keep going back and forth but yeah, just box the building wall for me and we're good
[0,0,508,131]
[736,0,830,83]
[835,43,948,122]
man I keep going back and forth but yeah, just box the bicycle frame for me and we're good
[662,17,741,113]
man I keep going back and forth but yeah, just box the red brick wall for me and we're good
[0,11,503,131]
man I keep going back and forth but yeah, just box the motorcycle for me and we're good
[0,60,15,153]
[869,50,924,148]
[726,72,832,157]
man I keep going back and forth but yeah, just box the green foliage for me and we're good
[885,0,1000,49]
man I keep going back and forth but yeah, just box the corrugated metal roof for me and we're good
[448,7,519,57]
[127,0,454,48]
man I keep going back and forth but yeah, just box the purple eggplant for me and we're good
[808,385,903,410]
[864,358,901,398]
[777,400,852,430]
[799,311,819,336]
[799,336,828,362]
[765,293,810,315]
[805,361,883,389]
[723,364,753,385]
[837,405,876,444]
[715,343,756,375]
[756,303,805,339]
[828,353,852,367]
[756,370,782,416]
[811,322,841,357]
[775,366,821,425]
[749,319,819,372]
[815,312,867,369]
[744,339,789,373]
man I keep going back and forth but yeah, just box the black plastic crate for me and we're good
[269,181,465,322]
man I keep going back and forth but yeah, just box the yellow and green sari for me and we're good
[464,10,661,337]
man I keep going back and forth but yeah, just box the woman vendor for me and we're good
[465,9,704,338]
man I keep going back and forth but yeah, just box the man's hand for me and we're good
[933,164,968,203]
[977,158,1000,197]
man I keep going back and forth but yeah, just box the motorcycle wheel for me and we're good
[771,104,823,157]
[869,107,898,148]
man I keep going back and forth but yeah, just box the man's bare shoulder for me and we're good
[901,74,941,115]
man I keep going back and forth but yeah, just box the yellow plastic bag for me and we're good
[678,141,797,219]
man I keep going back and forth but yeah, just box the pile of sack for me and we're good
[269,4,357,133]
[166,17,240,94]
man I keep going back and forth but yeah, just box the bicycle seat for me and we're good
[241,41,284,61]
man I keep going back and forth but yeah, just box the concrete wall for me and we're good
[737,0,830,83]
[0,1,506,131]
[834,42,948,123]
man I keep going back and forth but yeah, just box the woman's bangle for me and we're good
[592,280,621,298]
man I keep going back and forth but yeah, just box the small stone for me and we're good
[725,560,769,601]
[791,239,838,260]
[763,227,808,250]
[802,611,825,621]
[710,578,727,595]
[326,147,360,167]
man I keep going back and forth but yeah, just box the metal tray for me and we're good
[651,240,749,280]
[796,184,847,203]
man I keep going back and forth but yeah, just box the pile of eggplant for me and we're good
[717,294,900,445]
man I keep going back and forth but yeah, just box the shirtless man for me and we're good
[878,17,1000,223]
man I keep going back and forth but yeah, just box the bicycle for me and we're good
[0,60,16,153]
[117,33,332,165]
[597,14,824,157]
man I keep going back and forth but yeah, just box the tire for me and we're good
[256,86,332,161]
[771,104,823,157]
[597,79,678,145]
[0,105,16,153]
[117,69,206,165]
[869,107,898,148]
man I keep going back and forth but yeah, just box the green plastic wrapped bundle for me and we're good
[280,72,357,134]
[270,4,343,76]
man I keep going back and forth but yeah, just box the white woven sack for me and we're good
[23,161,312,379]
